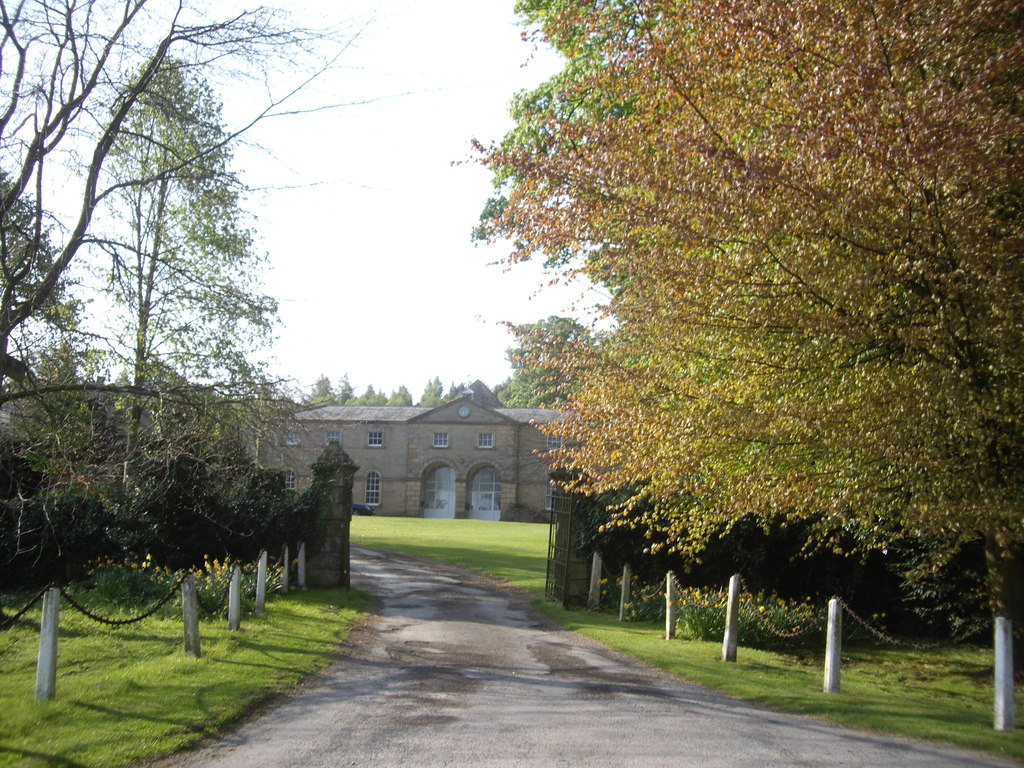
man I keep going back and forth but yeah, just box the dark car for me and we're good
[351,503,374,516]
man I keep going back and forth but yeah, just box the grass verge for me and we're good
[352,516,1024,762]
[0,587,368,768]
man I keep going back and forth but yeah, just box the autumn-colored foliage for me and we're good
[479,0,1023,613]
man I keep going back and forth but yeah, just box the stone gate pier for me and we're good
[307,441,357,588]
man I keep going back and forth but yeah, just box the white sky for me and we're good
[228,1,596,400]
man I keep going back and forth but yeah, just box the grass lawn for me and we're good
[352,516,1024,762]
[0,587,368,768]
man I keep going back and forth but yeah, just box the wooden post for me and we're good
[297,541,306,587]
[280,544,290,594]
[228,564,241,631]
[618,564,632,622]
[35,587,59,701]
[182,574,201,658]
[666,572,678,640]
[587,551,602,611]
[255,549,268,615]
[824,597,842,694]
[994,616,1015,730]
[722,574,740,662]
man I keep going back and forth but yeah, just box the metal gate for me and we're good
[545,481,589,607]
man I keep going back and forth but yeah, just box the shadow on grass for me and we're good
[0,745,87,768]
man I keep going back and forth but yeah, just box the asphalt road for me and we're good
[152,547,1016,768]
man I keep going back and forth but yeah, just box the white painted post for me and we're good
[35,587,60,701]
[255,549,268,615]
[666,572,678,640]
[228,564,241,631]
[280,544,290,594]
[994,616,1015,730]
[722,574,740,662]
[824,598,842,694]
[618,564,632,622]
[587,551,603,611]
[297,541,306,587]
[182,574,201,658]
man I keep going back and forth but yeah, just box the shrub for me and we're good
[79,554,284,618]
[672,586,824,650]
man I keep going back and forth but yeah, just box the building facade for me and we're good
[260,383,561,523]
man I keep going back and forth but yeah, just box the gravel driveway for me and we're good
[152,546,1016,768]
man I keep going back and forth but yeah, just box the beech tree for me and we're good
[480,0,1023,622]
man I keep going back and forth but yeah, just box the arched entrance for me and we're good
[422,465,456,518]
[467,466,501,521]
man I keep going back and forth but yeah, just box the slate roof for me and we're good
[295,405,429,422]
[291,381,562,425]
[294,404,562,425]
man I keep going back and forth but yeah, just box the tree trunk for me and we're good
[985,536,1024,673]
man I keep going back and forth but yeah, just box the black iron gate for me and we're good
[545,480,589,607]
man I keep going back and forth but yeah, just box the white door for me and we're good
[468,467,501,521]
[422,466,456,518]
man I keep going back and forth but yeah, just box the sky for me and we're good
[226,1,596,400]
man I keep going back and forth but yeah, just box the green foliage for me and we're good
[306,374,336,405]
[386,386,413,406]
[498,315,586,407]
[0,491,113,587]
[670,586,824,651]
[417,376,445,407]
[351,385,388,405]
[99,59,275,392]
[83,555,282,617]
[573,493,990,638]
[0,430,319,589]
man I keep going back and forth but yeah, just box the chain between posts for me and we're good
[736,574,822,640]
[835,597,991,650]
[59,576,187,627]
[664,573,992,649]
[0,584,54,630]
[3,566,245,630]
[194,576,232,615]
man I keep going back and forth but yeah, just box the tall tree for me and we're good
[306,374,335,406]
[387,385,413,406]
[353,385,387,406]
[97,60,276,429]
[479,0,1024,624]
[498,315,586,407]
[335,373,355,404]
[417,377,445,407]
[0,0,316,400]
[0,176,82,383]
[445,381,472,401]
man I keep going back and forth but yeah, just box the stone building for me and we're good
[260,382,561,523]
